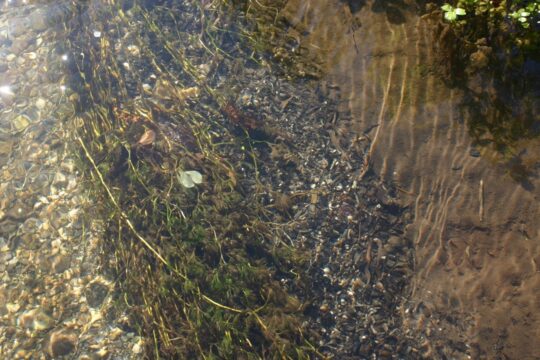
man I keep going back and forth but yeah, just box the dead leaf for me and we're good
[137,129,156,146]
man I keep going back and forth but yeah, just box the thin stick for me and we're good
[479,179,484,222]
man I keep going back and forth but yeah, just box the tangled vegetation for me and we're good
[64,0,328,358]
[437,0,539,68]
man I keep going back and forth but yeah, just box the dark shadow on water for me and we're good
[506,150,537,191]
[339,0,367,14]
[372,0,409,24]
[461,57,540,186]
[340,0,410,24]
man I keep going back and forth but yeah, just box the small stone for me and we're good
[12,115,30,132]
[52,254,71,273]
[36,98,47,109]
[48,330,77,357]
[85,281,109,308]
[8,18,30,37]
[6,54,16,62]
[18,309,54,331]
[126,44,140,56]
[109,327,124,340]
[10,37,31,55]
[68,93,80,103]
[53,172,67,186]
[132,338,143,354]
[95,348,109,358]
[14,349,28,358]
[0,62,7,73]
[6,303,20,313]
[29,10,49,32]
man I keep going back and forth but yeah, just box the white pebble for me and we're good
[36,98,47,109]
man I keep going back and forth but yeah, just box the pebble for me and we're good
[29,9,49,33]
[96,348,110,358]
[53,171,67,186]
[35,98,47,109]
[132,338,143,354]
[6,303,20,313]
[85,281,109,308]
[109,327,124,340]
[8,18,30,38]
[52,254,71,273]
[18,308,54,331]
[10,37,30,55]
[47,330,77,357]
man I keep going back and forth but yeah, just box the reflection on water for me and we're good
[278,0,539,358]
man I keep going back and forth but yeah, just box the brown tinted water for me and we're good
[278,0,540,358]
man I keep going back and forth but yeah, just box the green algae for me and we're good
[65,0,326,358]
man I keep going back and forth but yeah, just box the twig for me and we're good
[479,179,484,222]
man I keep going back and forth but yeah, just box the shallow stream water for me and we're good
[282,0,540,358]
[1,0,538,359]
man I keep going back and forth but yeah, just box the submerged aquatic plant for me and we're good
[510,1,540,28]
[66,0,325,358]
[441,3,466,21]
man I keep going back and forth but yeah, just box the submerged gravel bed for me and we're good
[223,64,419,358]
[0,2,137,359]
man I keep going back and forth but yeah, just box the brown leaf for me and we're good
[137,129,156,146]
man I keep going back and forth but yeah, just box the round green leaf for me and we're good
[445,11,457,21]
[178,170,203,188]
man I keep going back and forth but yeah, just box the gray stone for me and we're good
[10,36,31,55]
[8,18,30,38]
[85,281,109,308]
[29,10,49,32]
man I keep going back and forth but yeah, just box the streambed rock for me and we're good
[47,329,77,357]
